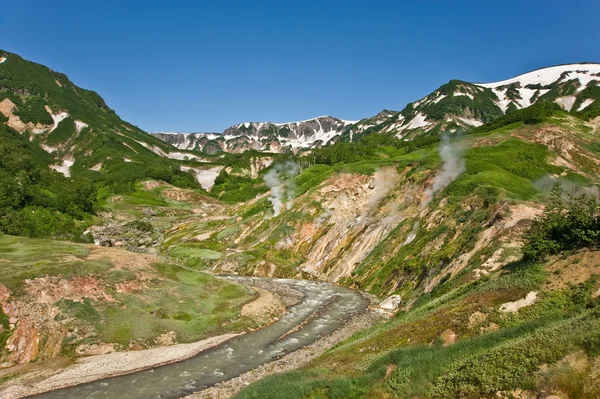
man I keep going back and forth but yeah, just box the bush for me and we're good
[523,183,600,262]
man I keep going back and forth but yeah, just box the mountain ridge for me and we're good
[152,62,600,153]
[151,115,356,154]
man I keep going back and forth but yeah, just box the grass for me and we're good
[448,138,562,201]
[237,281,600,399]
[0,234,99,293]
[169,244,223,261]
[0,234,258,360]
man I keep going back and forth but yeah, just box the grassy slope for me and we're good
[230,116,600,398]
[0,50,204,191]
[0,234,257,362]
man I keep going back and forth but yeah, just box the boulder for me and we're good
[379,295,401,310]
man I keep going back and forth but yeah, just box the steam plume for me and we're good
[405,134,465,246]
[263,161,300,217]
[368,168,400,210]
[422,134,465,208]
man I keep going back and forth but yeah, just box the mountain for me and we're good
[156,108,600,398]
[151,116,357,154]
[152,63,600,153]
[0,50,203,240]
[345,62,600,140]
[0,50,200,178]
[2,51,600,399]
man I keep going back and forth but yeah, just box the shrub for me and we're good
[523,183,600,262]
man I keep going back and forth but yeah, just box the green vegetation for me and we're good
[524,183,600,262]
[0,124,95,240]
[0,50,203,241]
[418,80,503,123]
[237,258,600,399]
[45,117,76,146]
[0,235,256,353]
[449,138,562,201]
[212,170,269,203]
[472,101,561,133]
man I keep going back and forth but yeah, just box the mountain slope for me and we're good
[345,62,600,140]
[151,116,356,154]
[152,63,600,154]
[0,50,202,240]
[0,50,200,179]
[184,113,600,399]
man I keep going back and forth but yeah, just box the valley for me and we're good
[0,48,600,398]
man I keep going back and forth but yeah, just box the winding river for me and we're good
[32,277,369,399]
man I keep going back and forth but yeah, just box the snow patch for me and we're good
[50,159,74,177]
[554,96,577,112]
[405,113,431,130]
[165,151,201,161]
[41,144,57,153]
[492,88,512,113]
[181,166,223,191]
[459,117,483,127]
[44,105,69,132]
[74,120,88,133]
[0,56,6,64]
[432,94,447,104]
[516,88,538,108]
[454,91,474,100]
[577,98,595,111]
[477,63,600,89]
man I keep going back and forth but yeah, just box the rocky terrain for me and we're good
[152,116,356,154]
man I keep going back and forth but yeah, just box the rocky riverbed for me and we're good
[187,310,383,399]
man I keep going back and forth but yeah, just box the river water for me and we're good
[32,277,368,399]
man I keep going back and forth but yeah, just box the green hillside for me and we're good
[0,50,202,239]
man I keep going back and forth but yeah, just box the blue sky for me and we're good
[2,0,599,132]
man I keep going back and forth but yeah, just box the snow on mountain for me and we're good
[151,116,355,154]
[477,63,600,90]
[152,63,600,154]
[345,63,600,140]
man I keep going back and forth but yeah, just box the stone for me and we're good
[379,295,401,310]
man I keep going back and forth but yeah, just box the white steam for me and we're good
[263,161,300,217]
[403,221,419,245]
[405,134,465,246]
[422,134,465,208]
[368,168,400,210]
[534,175,599,198]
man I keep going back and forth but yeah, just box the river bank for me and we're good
[0,279,298,399]
[187,309,383,399]
[6,278,370,399]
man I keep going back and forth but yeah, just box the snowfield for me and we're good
[477,63,600,89]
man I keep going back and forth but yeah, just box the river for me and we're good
[31,277,369,399]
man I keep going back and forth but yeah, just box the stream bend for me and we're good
[32,277,369,399]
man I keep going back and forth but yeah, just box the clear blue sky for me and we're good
[2,0,599,132]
